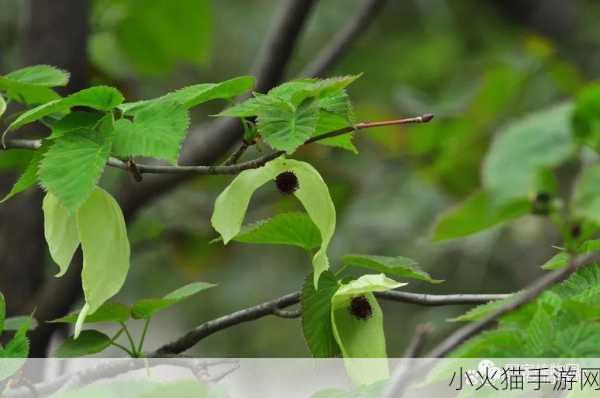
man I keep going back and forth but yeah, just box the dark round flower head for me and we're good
[275,171,299,195]
[349,295,373,320]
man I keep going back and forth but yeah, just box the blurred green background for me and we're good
[1,0,599,357]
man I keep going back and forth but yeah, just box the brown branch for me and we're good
[2,114,433,176]
[151,289,508,356]
[302,0,387,78]
[4,358,231,398]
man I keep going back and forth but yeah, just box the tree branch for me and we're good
[4,358,233,398]
[302,0,387,78]
[2,115,432,176]
[151,290,509,356]
[384,251,600,398]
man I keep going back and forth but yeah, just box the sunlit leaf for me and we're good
[42,193,80,277]
[51,302,130,324]
[56,330,112,358]
[120,76,255,114]
[77,188,130,315]
[131,282,215,319]
[8,86,123,131]
[342,254,442,283]
[232,212,322,251]
[5,65,69,87]
[256,98,319,153]
[39,118,113,212]
[112,100,189,164]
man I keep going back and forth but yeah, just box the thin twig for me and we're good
[302,0,388,78]
[151,289,508,356]
[384,251,600,398]
[2,114,433,178]
[222,140,252,166]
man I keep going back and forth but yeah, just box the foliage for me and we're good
[2,58,600,389]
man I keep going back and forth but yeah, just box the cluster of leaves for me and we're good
[428,86,600,357]
[218,75,360,153]
[0,65,382,378]
[0,64,254,333]
[51,282,214,358]
[211,204,440,386]
[451,262,600,358]
[0,293,35,383]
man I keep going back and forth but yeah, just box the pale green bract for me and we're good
[42,193,80,277]
[43,187,130,338]
[330,274,406,386]
[77,188,130,318]
[211,157,336,286]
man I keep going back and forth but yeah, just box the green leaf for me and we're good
[342,254,443,283]
[450,329,529,358]
[131,281,215,319]
[314,110,357,153]
[482,102,575,203]
[572,84,600,151]
[115,0,212,76]
[39,118,113,212]
[112,100,189,164]
[77,187,130,315]
[232,212,322,251]
[0,142,48,203]
[0,66,66,105]
[48,111,105,139]
[51,302,130,324]
[541,251,569,270]
[0,94,5,118]
[42,192,80,277]
[5,65,69,87]
[3,316,37,331]
[572,164,600,225]
[217,93,279,118]
[211,157,336,286]
[56,330,112,358]
[120,76,255,114]
[256,98,319,154]
[2,316,31,358]
[432,191,531,241]
[301,271,341,358]
[331,274,405,386]
[8,85,123,131]
[450,296,514,322]
[0,315,30,382]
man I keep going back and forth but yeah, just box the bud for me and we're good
[349,295,373,320]
[275,171,299,195]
